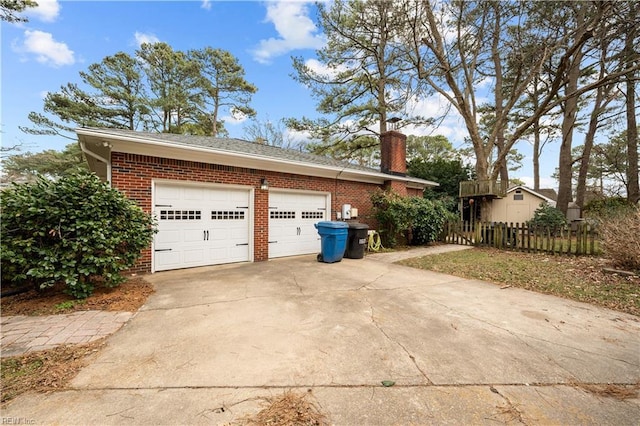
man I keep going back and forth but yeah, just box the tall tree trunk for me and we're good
[557,59,581,215]
[575,87,603,209]
[533,120,541,190]
[576,40,611,209]
[557,7,586,215]
[626,3,639,204]
[530,74,542,191]
[496,135,509,183]
[492,3,509,185]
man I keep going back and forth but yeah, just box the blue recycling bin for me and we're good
[314,221,348,263]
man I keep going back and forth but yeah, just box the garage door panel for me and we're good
[184,187,206,201]
[155,251,181,268]
[154,183,251,271]
[183,247,205,262]
[268,191,327,259]
[155,230,181,245]
[209,231,227,241]
[230,227,249,239]
[156,186,180,203]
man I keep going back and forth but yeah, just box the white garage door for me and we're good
[153,183,251,271]
[268,191,328,258]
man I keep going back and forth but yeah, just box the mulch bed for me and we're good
[1,277,154,316]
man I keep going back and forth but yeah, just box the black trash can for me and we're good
[344,222,369,259]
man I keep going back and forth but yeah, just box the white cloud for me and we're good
[28,0,60,22]
[251,1,326,64]
[304,58,349,78]
[222,111,249,126]
[285,127,312,145]
[402,92,470,146]
[134,31,160,47]
[201,0,212,11]
[16,30,75,67]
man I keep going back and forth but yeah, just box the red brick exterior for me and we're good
[380,131,407,176]
[407,188,423,197]
[111,152,404,273]
[384,180,407,197]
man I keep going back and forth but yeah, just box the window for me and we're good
[513,190,524,201]
[160,210,201,220]
[211,211,245,220]
[301,211,324,219]
[270,211,295,219]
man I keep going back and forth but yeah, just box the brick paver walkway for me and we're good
[0,311,132,358]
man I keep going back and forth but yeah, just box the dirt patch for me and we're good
[238,390,328,426]
[574,382,640,400]
[1,276,154,316]
[1,339,106,404]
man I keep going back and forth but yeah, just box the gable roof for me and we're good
[507,185,556,206]
[76,127,437,189]
[536,188,558,201]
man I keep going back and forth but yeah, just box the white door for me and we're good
[268,191,328,258]
[154,183,251,271]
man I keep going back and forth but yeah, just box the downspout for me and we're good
[80,140,111,185]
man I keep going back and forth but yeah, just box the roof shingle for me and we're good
[85,127,381,174]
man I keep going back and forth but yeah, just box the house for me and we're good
[489,186,556,223]
[76,127,437,273]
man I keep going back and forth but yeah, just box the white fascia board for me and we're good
[507,185,555,205]
[76,128,437,188]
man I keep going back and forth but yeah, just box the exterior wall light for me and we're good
[260,178,269,190]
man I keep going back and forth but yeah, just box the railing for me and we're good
[459,180,508,198]
[441,221,599,255]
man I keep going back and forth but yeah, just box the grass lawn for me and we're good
[399,247,639,316]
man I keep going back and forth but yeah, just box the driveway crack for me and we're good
[355,272,386,291]
[487,386,529,425]
[291,273,304,295]
[364,296,433,385]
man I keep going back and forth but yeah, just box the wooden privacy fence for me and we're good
[441,221,600,255]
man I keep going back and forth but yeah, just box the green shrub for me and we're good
[528,202,567,231]
[371,190,456,247]
[1,171,156,298]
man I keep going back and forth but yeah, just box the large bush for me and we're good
[528,202,567,230]
[598,207,640,271]
[1,171,156,298]
[584,197,636,220]
[371,190,456,247]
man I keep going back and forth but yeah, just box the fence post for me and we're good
[481,222,486,247]
[577,223,583,255]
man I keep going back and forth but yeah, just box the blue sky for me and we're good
[1,0,558,188]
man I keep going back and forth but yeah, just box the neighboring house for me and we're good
[489,185,558,224]
[77,128,437,273]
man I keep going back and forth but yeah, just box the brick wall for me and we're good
[407,188,423,197]
[380,131,407,176]
[111,152,392,272]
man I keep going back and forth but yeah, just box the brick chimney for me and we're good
[380,130,407,176]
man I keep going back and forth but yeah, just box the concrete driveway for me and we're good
[3,248,639,425]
